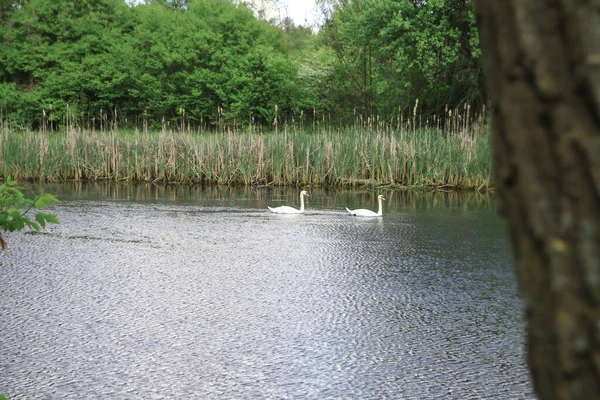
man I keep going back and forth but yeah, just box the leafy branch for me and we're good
[0,177,60,249]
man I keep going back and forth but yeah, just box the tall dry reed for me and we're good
[0,103,492,189]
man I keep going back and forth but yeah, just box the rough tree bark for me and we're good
[473,2,600,399]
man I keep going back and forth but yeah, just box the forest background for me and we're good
[0,0,489,188]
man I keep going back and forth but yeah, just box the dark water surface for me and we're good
[1,184,534,399]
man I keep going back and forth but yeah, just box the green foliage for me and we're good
[0,82,19,122]
[318,0,483,119]
[0,0,297,128]
[0,177,60,248]
[0,0,483,129]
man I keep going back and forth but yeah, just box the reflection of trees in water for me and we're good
[19,181,496,211]
[391,190,496,211]
[23,182,266,202]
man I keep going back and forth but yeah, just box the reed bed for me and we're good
[0,105,492,189]
[0,127,491,189]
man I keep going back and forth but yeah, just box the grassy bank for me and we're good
[0,122,492,189]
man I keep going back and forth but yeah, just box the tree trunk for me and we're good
[473,2,600,399]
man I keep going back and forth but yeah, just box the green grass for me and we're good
[0,122,492,189]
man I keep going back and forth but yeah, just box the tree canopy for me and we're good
[0,0,483,128]
[318,0,483,119]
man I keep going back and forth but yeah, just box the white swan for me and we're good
[346,194,385,217]
[268,190,310,214]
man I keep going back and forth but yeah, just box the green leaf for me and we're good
[35,213,47,229]
[33,194,60,210]
[43,214,60,225]
[25,218,41,232]
[0,181,60,243]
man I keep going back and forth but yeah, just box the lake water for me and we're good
[0,183,535,399]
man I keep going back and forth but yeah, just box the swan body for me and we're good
[268,190,309,214]
[346,195,385,217]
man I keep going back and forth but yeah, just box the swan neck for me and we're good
[377,197,383,216]
[300,193,305,212]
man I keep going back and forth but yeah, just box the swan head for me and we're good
[301,190,310,197]
[378,194,385,201]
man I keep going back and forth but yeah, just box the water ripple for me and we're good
[0,192,533,399]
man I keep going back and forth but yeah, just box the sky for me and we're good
[129,1,320,28]
[279,0,318,27]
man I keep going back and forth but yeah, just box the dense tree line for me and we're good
[318,0,484,118]
[0,0,483,129]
